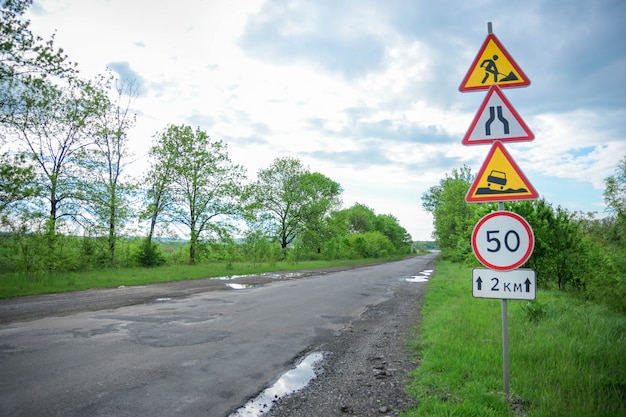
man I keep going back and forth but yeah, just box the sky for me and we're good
[25,0,626,241]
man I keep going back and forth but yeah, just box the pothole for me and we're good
[230,352,325,417]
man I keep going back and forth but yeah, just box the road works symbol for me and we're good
[459,33,530,92]
[471,211,534,271]
[472,268,536,300]
[466,141,538,203]
[462,85,534,145]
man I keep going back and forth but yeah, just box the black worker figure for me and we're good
[481,54,499,84]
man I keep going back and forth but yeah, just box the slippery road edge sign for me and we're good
[466,141,538,203]
[459,33,530,92]
[471,210,535,271]
[462,85,534,145]
[472,268,536,300]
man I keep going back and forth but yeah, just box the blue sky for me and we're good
[27,0,626,240]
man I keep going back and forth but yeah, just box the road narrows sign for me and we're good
[459,33,530,92]
[472,268,536,300]
[471,210,534,271]
[466,141,538,203]
[462,85,534,145]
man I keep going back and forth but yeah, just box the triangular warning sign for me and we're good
[466,141,538,203]
[459,33,530,92]
[462,85,534,145]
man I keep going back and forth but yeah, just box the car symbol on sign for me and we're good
[487,170,507,190]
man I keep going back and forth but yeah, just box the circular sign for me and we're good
[471,211,534,271]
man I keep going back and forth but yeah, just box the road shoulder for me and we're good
[265,278,427,417]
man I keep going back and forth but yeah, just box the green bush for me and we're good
[134,238,165,267]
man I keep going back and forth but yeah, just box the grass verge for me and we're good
[404,260,626,417]
[0,257,401,299]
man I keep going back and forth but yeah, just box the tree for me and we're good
[374,213,412,251]
[82,74,137,265]
[1,0,76,124]
[142,148,175,242]
[344,203,377,234]
[7,76,104,244]
[250,157,342,251]
[148,124,246,264]
[0,151,38,214]
[604,155,626,246]
[511,199,588,290]
[422,165,479,261]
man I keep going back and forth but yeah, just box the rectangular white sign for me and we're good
[472,268,536,300]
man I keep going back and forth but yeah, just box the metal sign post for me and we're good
[461,23,537,397]
[498,201,510,395]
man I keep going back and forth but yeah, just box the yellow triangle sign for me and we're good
[466,141,538,203]
[460,33,530,92]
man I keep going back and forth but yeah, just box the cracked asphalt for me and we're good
[0,254,437,417]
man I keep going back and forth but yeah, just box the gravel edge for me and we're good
[264,272,430,417]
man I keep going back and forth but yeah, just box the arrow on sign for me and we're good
[472,268,536,300]
[462,85,534,145]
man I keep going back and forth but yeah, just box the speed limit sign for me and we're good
[471,211,534,271]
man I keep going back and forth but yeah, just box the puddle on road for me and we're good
[230,352,325,417]
[405,269,434,283]
[225,283,258,290]
[212,272,307,281]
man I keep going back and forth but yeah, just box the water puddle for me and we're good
[405,276,429,283]
[225,283,257,290]
[405,269,434,283]
[212,272,307,281]
[230,352,325,417]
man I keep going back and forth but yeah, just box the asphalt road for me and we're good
[0,254,437,417]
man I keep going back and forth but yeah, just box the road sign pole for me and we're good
[502,299,509,395]
[498,200,510,396]
[463,24,533,399]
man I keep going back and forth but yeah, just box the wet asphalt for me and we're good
[0,254,437,417]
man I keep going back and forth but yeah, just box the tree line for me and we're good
[0,1,415,274]
[421,158,626,312]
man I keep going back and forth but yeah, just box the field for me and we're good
[404,261,626,417]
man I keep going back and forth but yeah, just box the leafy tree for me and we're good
[297,172,343,254]
[0,151,38,214]
[604,155,626,246]
[142,136,176,243]
[1,0,76,124]
[81,74,137,265]
[7,76,104,244]
[148,124,246,264]
[250,157,342,251]
[345,203,376,234]
[510,199,588,290]
[422,165,479,261]
[374,213,412,251]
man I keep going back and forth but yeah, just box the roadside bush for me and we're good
[342,231,394,258]
[134,238,165,267]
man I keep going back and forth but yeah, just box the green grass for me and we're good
[0,257,401,299]
[404,260,626,417]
